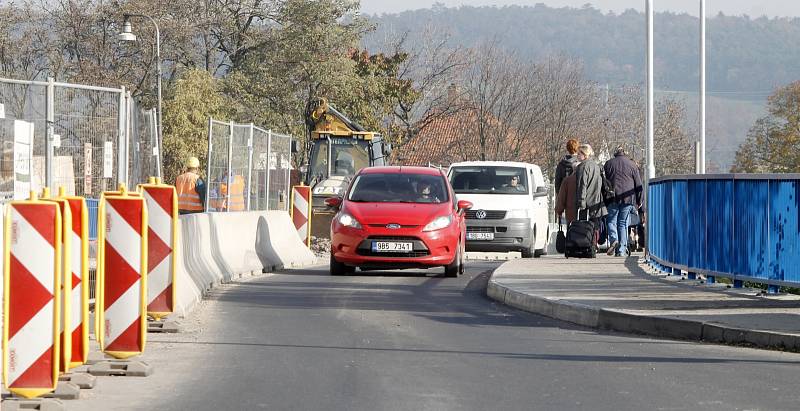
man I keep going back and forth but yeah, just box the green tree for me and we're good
[732,82,800,173]
[162,69,232,183]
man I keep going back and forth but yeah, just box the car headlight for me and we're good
[338,213,362,229]
[423,215,452,232]
[506,209,530,218]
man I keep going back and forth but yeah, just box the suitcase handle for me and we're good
[577,208,590,221]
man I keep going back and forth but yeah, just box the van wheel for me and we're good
[521,233,535,258]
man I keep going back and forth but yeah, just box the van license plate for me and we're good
[467,232,494,240]
[372,241,413,252]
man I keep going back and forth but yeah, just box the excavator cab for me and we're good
[303,99,392,238]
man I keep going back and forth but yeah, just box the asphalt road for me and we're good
[68,261,800,411]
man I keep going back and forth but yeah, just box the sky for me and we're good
[360,0,800,18]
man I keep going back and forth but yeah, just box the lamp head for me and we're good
[118,19,136,42]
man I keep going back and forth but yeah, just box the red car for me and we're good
[326,166,472,277]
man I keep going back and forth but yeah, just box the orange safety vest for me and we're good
[220,175,246,211]
[175,172,204,211]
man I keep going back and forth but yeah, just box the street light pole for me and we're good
[699,0,706,174]
[119,14,163,180]
[646,0,655,180]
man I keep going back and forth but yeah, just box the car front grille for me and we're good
[465,210,506,220]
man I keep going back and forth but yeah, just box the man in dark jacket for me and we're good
[603,146,643,256]
[554,139,579,195]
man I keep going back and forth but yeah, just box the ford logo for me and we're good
[386,223,401,229]
[475,210,487,219]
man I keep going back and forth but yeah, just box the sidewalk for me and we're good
[488,255,800,352]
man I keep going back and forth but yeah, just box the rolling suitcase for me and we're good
[565,210,595,258]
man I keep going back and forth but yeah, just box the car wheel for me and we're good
[330,254,347,276]
[444,244,461,278]
[458,244,466,275]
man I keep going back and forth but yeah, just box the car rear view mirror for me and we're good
[324,197,342,208]
[457,200,473,211]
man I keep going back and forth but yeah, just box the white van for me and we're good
[447,161,549,258]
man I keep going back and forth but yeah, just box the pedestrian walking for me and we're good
[554,138,580,196]
[575,144,607,254]
[175,156,206,215]
[555,165,580,224]
[603,146,643,256]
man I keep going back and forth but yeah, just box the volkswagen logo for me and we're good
[475,210,487,219]
[386,223,401,229]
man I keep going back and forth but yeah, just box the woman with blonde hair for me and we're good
[574,144,607,255]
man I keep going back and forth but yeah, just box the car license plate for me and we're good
[372,241,413,252]
[467,232,494,240]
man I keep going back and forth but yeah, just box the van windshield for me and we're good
[448,166,529,195]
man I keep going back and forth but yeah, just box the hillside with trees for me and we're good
[365,4,800,170]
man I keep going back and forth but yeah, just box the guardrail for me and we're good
[648,174,800,293]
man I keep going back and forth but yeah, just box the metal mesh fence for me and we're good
[128,104,159,187]
[206,118,292,212]
[0,80,46,201]
[52,85,122,196]
[0,76,157,201]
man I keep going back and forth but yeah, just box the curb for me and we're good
[487,278,800,352]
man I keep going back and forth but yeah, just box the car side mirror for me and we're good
[533,186,548,198]
[324,197,342,208]
[457,200,473,211]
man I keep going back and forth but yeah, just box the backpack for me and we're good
[601,170,615,205]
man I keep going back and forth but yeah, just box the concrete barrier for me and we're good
[174,210,317,317]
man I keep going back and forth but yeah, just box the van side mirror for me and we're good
[533,186,548,198]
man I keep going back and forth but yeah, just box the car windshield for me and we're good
[448,166,529,195]
[348,173,449,204]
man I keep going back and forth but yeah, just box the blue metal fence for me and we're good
[87,198,99,240]
[649,174,800,292]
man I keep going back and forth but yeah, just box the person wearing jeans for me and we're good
[606,202,635,255]
[603,146,643,257]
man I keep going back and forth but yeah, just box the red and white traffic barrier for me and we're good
[59,188,90,369]
[291,185,311,247]
[138,180,178,320]
[41,188,74,373]
[2,193,63,398]
[97,185,148,359]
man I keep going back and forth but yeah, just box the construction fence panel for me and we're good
[205,119,231,212]
[205,119,292,213]
[128,104,159,187]
[0,80,47,201]
[51,84,123,196]
[268,132,291,212]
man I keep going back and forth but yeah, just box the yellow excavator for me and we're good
[303,98,392,238]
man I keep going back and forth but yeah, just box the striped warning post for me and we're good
[137,180,178,320]
[57,188,90,369]
[97,185,148,359]
[2,193,62,398]
[291,185,312,247]
[40,189,73,373]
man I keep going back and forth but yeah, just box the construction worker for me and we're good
[175,156,206,214]
[219,172,246,211]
